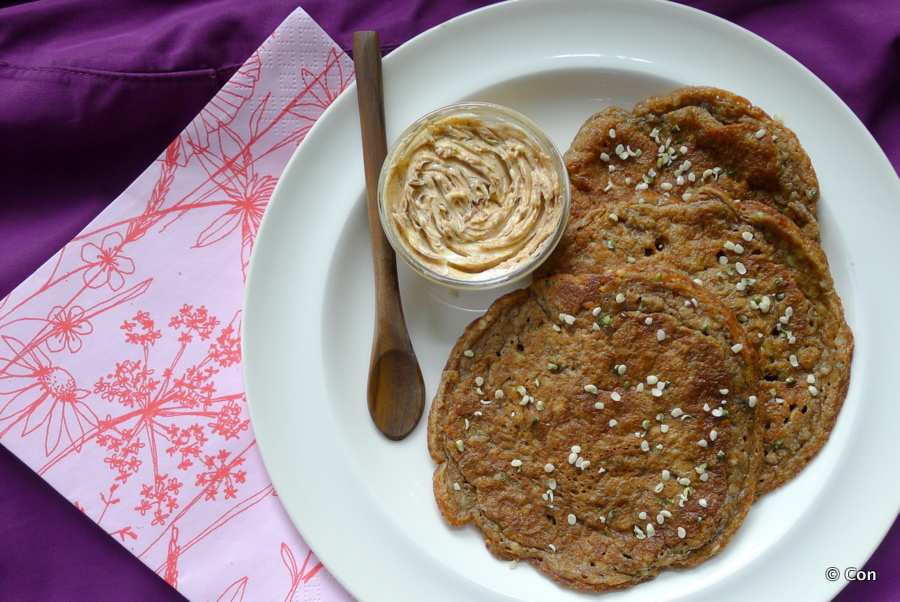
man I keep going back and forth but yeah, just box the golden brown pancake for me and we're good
[539,186,853,495]
[428,269,761,591]
[564,86,821,240]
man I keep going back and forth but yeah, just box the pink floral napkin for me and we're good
[0,8,356,602]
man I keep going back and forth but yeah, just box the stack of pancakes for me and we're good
[427,86,853,591]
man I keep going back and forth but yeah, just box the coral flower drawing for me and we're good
[0,10,355,602]
[81,232,136,291]
[0,336,97,455]
[46,305,94,353]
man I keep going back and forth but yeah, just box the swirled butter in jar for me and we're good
[377,103,570,289]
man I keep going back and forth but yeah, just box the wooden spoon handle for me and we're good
[353,31,400,311]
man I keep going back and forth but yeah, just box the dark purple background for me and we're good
[1,0,897,599]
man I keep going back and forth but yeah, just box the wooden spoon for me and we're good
[353,31,425,440]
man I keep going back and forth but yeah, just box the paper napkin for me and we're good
[0,8,356,601]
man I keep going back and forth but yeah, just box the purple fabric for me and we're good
[0,0,897,600]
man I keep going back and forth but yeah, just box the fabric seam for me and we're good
[0,61,242,82]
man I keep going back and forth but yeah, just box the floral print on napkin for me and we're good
[0,8,356,602]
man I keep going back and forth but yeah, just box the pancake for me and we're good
[428,269,762,591]
[732,200,852,492]
[564,86,821,240]
[540,186,853,494]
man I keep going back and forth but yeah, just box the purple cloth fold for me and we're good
[0,0,897,600]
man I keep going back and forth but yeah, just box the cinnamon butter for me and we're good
[378,103,569,289]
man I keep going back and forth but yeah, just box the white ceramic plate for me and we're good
[243,0,900,600]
